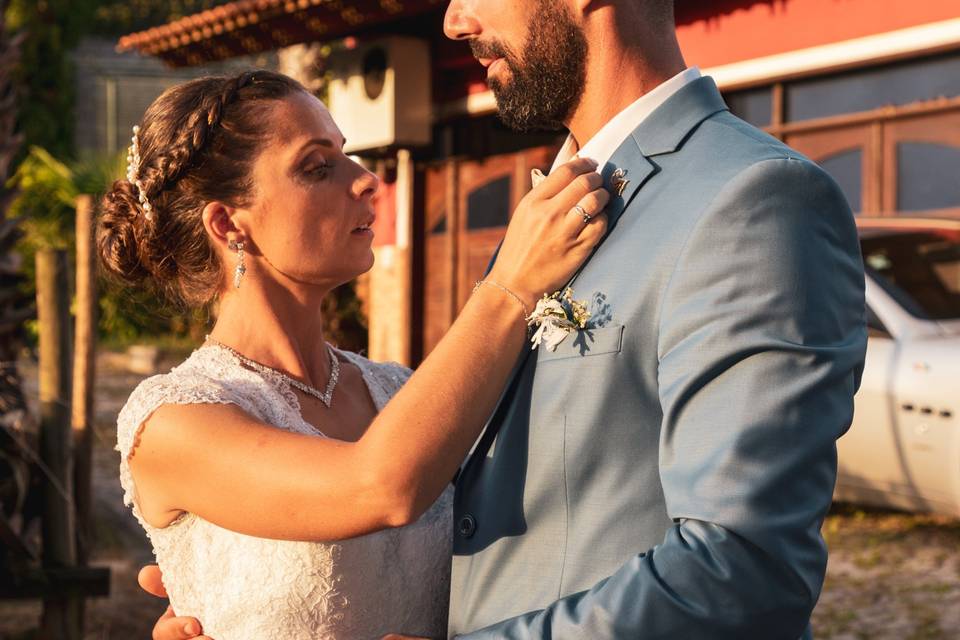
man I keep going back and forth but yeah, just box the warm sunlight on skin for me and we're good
[128,151,608,539]
[223,92,380,293]
[127,43,610,637]
[444,0,687,147]
[443,0,531,84]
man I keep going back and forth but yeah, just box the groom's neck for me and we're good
[566,6,686,149]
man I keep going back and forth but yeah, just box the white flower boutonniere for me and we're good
[527,288,592,351]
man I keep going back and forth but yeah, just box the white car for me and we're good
[835,217,960,517]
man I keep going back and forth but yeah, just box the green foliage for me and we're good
[7,144,209,347]
[8,145,123,251]
[98,282,211,348]
[92,1,234,36]
[2,1,233,160]
[0,2,233,348]
[1,1,367,352]
[4,0,96,159]
[323,283,368,353]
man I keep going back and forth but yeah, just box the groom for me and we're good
[150,0,866,638]
[431,0,865,637]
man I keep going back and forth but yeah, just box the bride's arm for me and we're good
[129,158,609,542]
[135,284,526,540]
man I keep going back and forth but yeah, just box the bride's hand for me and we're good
[487,156,610,308]
[139,564,211,639]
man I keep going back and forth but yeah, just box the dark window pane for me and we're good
[818,149,862,213]
[432,113,566,159]
[431,211,447,234]
[861,230,960,320]
[787,53,960,122]
[724,87,773,127]
[897,142,960,212]
[467,176,511,230]
[865,303,890,338]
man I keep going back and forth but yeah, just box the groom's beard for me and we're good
[471,2,587,133]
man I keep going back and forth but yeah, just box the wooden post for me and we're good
[445,159,459,326]
[36,249,82,640]
[72,195,96,567]
[771,82,785,141]
[395,148,414,367]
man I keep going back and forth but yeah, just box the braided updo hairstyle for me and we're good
[97,70,307,307]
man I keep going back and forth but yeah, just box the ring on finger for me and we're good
[573,204,592,223]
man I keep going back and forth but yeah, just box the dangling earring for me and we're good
[229,240,246,288]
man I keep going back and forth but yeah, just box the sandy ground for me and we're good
[2,351,959,639]
[812,507,960,639]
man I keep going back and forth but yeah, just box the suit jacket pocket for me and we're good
[537,324,624,363]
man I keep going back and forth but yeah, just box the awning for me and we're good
[117,0,445,67]
[117,0,770,68]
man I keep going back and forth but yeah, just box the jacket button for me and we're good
[458,514,476,538]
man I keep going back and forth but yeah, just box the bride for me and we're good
[98,70,608,639]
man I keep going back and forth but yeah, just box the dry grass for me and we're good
[2,352,959,639]
[813,504,960,639]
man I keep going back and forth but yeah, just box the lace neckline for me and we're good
[195,343,381,440]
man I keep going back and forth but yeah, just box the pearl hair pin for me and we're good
[126,125,154,221]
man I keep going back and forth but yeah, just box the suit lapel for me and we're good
[601,76,729,231]
[561,77,729,289]
[461,79,731,473]
[484,77,729,278]
[599,142,655,231]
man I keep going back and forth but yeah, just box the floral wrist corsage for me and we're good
[527,288,591,351]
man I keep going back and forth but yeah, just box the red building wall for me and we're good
[443,0,960,103]
[372,180,397,247]
[677,0,960,68]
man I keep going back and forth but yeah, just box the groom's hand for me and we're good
[138,564,212,639]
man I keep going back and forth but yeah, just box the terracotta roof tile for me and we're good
[116,0,448,67]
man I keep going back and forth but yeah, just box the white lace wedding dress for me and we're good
[116,344,453,639]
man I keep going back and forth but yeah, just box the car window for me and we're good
[865,303,891,338]
[861,231,960,320]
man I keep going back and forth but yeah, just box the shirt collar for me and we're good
[549,66,703,174]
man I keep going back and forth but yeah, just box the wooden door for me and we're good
[881,109,960,219]
[785,124,881,215]
[423,163,455,357]
[421,146,556,356]
[783,104,960,219]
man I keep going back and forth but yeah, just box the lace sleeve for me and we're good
[336,351,413,409]
[361,359,413,406]
[115,371,246,513]
[375,361,413,398]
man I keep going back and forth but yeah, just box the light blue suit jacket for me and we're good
[449,77,867,639]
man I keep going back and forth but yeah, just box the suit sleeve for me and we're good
[454,157,868,639]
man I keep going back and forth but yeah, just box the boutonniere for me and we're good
[527,288,592,351]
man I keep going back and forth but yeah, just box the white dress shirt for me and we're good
[548,66,703,175]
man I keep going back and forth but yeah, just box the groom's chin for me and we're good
[488,79,575,133]
[492,101,568,134]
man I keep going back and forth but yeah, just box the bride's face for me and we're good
[237,91,379,289]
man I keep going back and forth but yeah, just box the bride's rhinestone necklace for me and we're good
[206,336,340,407]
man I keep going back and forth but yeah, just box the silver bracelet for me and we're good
[473,279,530,319]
